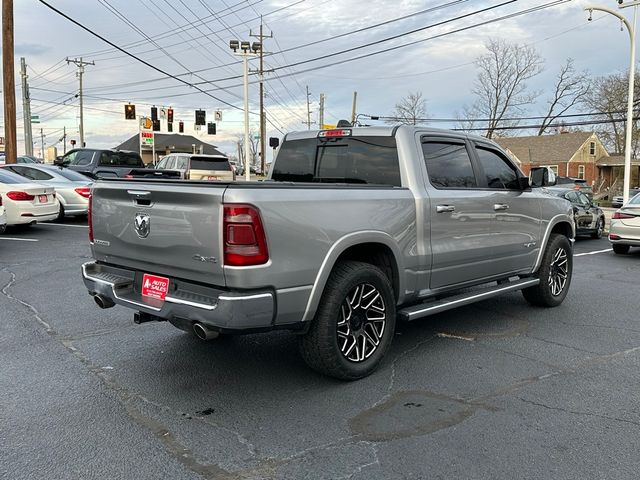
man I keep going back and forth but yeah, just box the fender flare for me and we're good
[531,213,575,274]
[301,231,405,322]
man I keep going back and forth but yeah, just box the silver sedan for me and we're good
[609,193,640,254]
[0,164,92,219]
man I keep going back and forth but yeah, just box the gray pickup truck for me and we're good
[82,126,574,380]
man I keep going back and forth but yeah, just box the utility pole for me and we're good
[351,91,358,125]
[303,86,315,130]
[250,20,272,176]
[20,57,34,156]
[2,0,17,164]
[66,57,94,148]
[63,126,67,154]
[40,128,45,158]
[319,94,325,129]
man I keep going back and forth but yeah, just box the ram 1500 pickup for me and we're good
[82,125,574,380]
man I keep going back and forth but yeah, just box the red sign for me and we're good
[142,273,169,300]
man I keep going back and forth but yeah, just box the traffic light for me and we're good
[195,109,206,125]
[168,122,173,133]
[152,119,160,131]
[124,104,136,120]
[207,122,216,135]
[179,121,184,133]
[151,106,158,122]
[167,108,174,123]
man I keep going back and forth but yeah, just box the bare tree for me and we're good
[461,39,544,138]
[584,70,640,156]
[236,128,259,166]
[538,59,591,135]
[388,91,428,125]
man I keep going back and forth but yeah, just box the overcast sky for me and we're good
[1,0,635,160]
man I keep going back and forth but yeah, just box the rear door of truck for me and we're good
[90,180,228,287]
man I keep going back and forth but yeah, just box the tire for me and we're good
[299,261,396,380]
[522,233,572,307]
[591,217,604,239]
[0,224,5,234]
[613,244,630,254]
[57,204,65,221]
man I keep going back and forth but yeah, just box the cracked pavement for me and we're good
[2,221,640,479]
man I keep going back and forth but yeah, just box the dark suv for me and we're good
[55,149,144,179]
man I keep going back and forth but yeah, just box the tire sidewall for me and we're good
[317,263,396,379]
[538,234,573,306]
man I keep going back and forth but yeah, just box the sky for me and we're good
[0,0,635,161]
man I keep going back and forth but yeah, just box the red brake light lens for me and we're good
[6,191,35,201]
[318,129,351,138]
[612,211,635,219]
[75,187,91,198]
[223,204,269,266]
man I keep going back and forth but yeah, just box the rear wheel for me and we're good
[613,244,630,254]
[299,261,396,380]
[57,204,65,221]
[522,234,572,307]
[591,217,604,239]
[0,224,5,234]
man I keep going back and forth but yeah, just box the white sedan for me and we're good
[0,169,60,226]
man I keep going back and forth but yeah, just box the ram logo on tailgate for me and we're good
[134,213,150,238]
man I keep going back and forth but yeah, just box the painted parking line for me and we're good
[0,237,39,242]
[41,223,88,228]
[575,248,612,257]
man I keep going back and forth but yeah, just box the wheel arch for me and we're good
[301,232,404,322]
[531,214,574,274]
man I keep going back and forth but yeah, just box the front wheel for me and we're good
[522,234,572,307]
[591,217,604,239]
[299,261,396,380]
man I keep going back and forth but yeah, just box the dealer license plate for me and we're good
[141,273,170,300]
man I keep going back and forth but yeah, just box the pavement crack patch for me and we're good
[517,397,640,428]
[523,334,600,354]
[1,267,53,332]
[557,320,640,335]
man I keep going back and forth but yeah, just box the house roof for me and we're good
[115,133,224,156]
[494,132,595,165]
[596,155,640,167]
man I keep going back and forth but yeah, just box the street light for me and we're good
[585,1,639,205]
[230,39,261,181]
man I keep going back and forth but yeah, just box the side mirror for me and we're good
[517,176,530,190]
[530,167,557,187]
[53,156,63,166]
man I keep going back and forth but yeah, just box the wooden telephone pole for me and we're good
[2,0,17,164]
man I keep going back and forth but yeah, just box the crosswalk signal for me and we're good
[152,119,160,131]
[167,108,174,123]
[207,122,216,135]
[124,104,136,120]
[195,109,206,126]
[179,121,184,133]
[151,106,158,122]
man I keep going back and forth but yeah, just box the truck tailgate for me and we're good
[91,180,228,286]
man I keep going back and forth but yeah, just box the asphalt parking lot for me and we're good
[2,220,639,480]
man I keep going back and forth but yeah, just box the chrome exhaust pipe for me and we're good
[193,322,219,341]
[93,294,115,309]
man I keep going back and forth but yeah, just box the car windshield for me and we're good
[190,157,231,171]
[0,169,29,184]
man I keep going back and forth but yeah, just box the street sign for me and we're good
[31,115,40,124]
[215,110,222,121]
[140,131,154,146]
[140,117,152,130]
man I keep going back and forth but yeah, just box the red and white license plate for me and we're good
[141,273,170,300]
[38,194,48,203]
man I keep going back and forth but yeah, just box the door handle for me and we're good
[436,205,455,213]
[493,204,509,211]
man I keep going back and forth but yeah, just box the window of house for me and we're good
[578,165,585,179]
[546,165,559,175]
[422,141,477,188]
[589,142,596,155]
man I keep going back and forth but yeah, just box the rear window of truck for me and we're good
[272,136,401,186]
[190,157,231,171]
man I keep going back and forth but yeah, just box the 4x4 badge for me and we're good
[134,213,150,238]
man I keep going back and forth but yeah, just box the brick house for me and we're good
[494,132,607,186]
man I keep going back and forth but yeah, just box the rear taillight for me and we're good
[75,187,91,198]
[612,211,635,219]
[88,194,94,243]
[6,191,35,201]
[124,174,133,179]
[223,204,269,266]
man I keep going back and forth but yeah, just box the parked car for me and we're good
[544,187,605,239]
[229,160,244,176]
[55,149,144,179]
[609,192,640,254]
[82,125,574,380]
[1,164,92,219]
[0,197,6,234]
[611,187,640,208]
[0,155,39,165]
[0,169,59,226]
[152,153,235,181]
[554,176,594,200]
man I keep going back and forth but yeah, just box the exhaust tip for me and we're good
[93,294,115,309]
[193,322,219,341]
